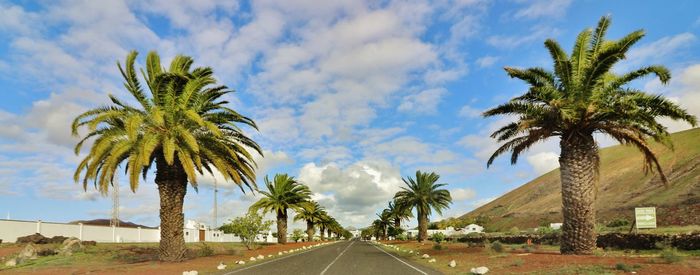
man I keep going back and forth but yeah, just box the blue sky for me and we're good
[0,0,699,230]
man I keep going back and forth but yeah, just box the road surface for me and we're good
[221,240,442,275]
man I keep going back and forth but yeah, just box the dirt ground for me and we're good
[379,240,700,274]
[1,241,330,275]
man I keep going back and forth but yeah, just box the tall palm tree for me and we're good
[375,209,392,240]
[483,16,697,255]
[294,201,325,241]
[72,51,260,262]
[249,174,311,244]
[316,212,332,241]
[394,171,452,242]
[387,199,412,229]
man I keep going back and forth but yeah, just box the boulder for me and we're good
[428,259,436,263]
[59,238,83,256]
[267,254,273,258]
[448,260,456,267]
[18,244,38,261]
[421,254,430,259]
[257,254,264,260]
[249,256,256,261]
[237,260,245,265]
[217,262,227,270]
[48,236,69,244]
[4,258,17,267]
[16,233,48,244]
[81,240,97,246]
[470,266,489,274]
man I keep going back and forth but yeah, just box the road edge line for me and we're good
[222,241,344,275]
[371,242,428,275]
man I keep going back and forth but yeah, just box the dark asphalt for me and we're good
[222,240,442,275]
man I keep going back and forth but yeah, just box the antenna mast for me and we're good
[213,175,218,229]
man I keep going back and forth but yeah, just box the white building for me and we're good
[463,224,484,233]
[406,224,484,238]
[550,223,563,230]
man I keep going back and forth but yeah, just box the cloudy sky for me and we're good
[0,0,698,230]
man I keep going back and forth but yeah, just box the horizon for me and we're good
[1,0,699,230]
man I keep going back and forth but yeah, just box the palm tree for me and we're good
[316,212,332,241]
[394,171,452,242]
[483,16,697,255]
[249,174,311,244]
[72,51,260,262]
[294,201,325,242]
[375,209,392,240]
[387,199,412,229]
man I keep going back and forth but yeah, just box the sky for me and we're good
[0,0,699,231]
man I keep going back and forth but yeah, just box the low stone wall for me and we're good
[449,232,700,250]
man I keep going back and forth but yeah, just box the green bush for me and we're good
[432,243,443,250]
[430,232,446,244]
[490,241,504,253]
[607,218,630,228]
[508,227,520,235]
[396,234,408,241]
[660,248,683,263]
[198,243,214,257]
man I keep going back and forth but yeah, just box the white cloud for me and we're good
[476,56,499,68]
[512,0,572,20]
[526,151,560,175]
[450,187,477,201]
[397,88,448,114]
[618,33,696,72]
[458,104,482,118]
[487,25,559,48]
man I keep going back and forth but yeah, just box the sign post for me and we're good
[635,207,657,229]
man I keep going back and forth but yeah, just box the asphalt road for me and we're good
[222,240,442,275]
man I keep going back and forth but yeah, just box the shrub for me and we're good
[220,212,274,250]
[396,234,408,241]
[508,227,520,235]
[199,243,214,257]
[615,263,635,272]
[490,241,504,253]
[432,243,443,250]
[660,248,683,263]
[291,229,304,243]
[607,218,630,228]
[430,232,446,244]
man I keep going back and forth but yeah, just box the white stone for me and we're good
[409,250,413,253]
[268,255,273,258]
[217,262,227,270]
[278,252,283,255]
[448,260,456,267]
[470,266,489,274]
[237,261,245,265]
[257,255,264,260]
[5,258,17,267]
[428,259,436,263]
[182,271,198,275]
[421,254,430,259]
[249,257,256,261]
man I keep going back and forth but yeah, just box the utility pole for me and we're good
[213,175,218,229]
[110,174,120,228]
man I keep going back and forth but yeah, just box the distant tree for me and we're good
[220,212,273,250]
[483,15,696,254]
[294,201,325,242]
[394,171,452,242]
[249,174,311,244]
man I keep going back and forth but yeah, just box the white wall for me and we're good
[0,219,276,244]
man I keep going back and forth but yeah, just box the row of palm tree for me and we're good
[369,171,453,242]
[71,15,697,261]
[247,173,347,244]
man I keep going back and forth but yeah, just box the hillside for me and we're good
[460,128,700,231]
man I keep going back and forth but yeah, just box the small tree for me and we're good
[292,229,304,242]
[220,212,273,250]
[430,232,446,244]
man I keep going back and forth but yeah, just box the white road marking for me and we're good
[223,241,343,275]
[371,243,428,275]
[319,240,355,275]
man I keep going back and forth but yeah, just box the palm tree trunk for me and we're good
[394,218,400,229]
[319,226,325,241]
[418,210,428,242]
[306,220,314,242]
[155,155,188,262]
[277,209,288,244]
[559,133,599,255]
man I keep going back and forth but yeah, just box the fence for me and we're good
[0,219,277,244]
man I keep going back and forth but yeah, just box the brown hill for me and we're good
[460,128,700,231]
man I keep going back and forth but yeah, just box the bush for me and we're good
[607,218,630,228]
[396,234,408,241]
[490,241,504,253]
[199,243,214,257]
[292,229,304,243]
[219,212,274,250]
[614,263,639,272]
[430,232,446,244]
[432,243,443,250]
[660,248,683,263]
[508,227,520,235]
